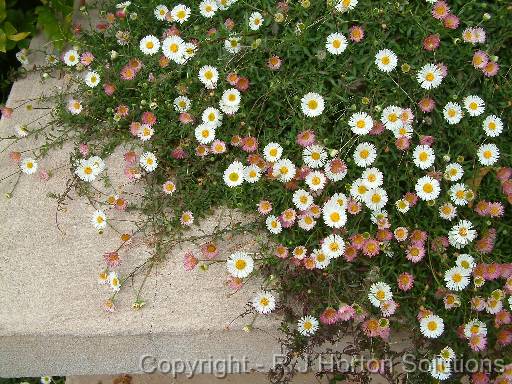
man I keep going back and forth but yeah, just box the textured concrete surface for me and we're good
[0,31,281,378]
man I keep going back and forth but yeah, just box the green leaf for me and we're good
[3,20,16,35]
[0,0,6,23]
[0,28,6,52]
[7,31,29,41]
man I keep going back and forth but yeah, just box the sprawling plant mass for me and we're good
[2,0,512,382]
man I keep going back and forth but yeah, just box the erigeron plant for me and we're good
[1,0,512,382]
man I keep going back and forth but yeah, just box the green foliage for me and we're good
[35,0,74,49]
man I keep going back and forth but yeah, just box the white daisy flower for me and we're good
[477,143,499,166]
[326,32,348,55]
[68,99,83,115]
[91,210,107,230]
[298,215,316,231]
[486,298,503,315]
[305,171,327,191]
[195,123,216,144]
[154,5,169,20]
[84,71,100,88]
[292,189,313,211]
[263,142,283,162]
[139,151,158,172]
[75,159,96,182]
[20,157,38,175]
[448,220,477,249]
[266,215,282,234]
[449,183,469,206]
[162,35,185,62]
[417,63,443,89]
[349,112,373,135]
[139,35,160,55]
[171,4,191,23]
[249,11,264,30]
[456,253,475,272]
[202,107,223,127]
[439,347,456,362]
[392,124,413,139]
[430,358,451,381]
[412,145,435,170]
[439,202,457,220]
[368,282,393,307]
[301,92,325,117]
[350,178,370,202]
[444,163,464,182]
[297,315,319,336]
[322,203,347,228]
[381,105,403,130]
[463,95,485,117]
[252,291,276,314]
[482,115,503,137]
[303,145,327,169]
[217,0,234,10]
[312,248,331,269]
[415,176,441,201]
[221,88,241,107]
[444,266,471,291]
[226,251,254,278]
[108,271,121,292]
[335,0,358,12]
[420,314,444,338]
[443,102,463,125]
[364,187,388,211]
[223,161,244,187]
[174,96,191,112]
[375,49,398,72]
[41,376,52,384]
[225,36,242,54]
[326,192,348,210]
[361,167,383,188]
[353,142,377,167]
[198,65,219,89]
[272,158,296,182]
[321,234,345,259]
[138,124,154,141]
[395,199,410,213]
[463,319,487,338]
[324,159,347,182]
[244,165,261,183]
[63,49,79,66]
[89,156,105,175]
[199,0,217,18]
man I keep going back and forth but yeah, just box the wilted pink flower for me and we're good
[39,169,50,181]
[224,18,235,30]
[495,310,512,328]
[103,83,116,96]
[179,112,194,124]
[369,120,385,135]
[395,137,410,151]
[496,167,512,182]
[78,143,89,156]
[236,76,250,92]
[471,372,489,384]
[423,34,440,51]
[241,136,258,152]
[103,299,116,313]
[296,130,316,147]
[343,245,358,262]
[104,251,121,268]
[141,111,156,126]
[338,304,355,321]
[497,329,512,346]
[1,106,13,119]
[183,251,198,271]
[9,151,21,163]
[437,62,448,77]
[320,307,339,325]
[420,135,434,146]
[171,147,187,159]
[207,28,217,37]
[227,276,243,291]
[431,236,449,253]
[124,151,137,165]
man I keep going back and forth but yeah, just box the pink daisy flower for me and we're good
[183,251,198,271]
[497,329,512,346]
[280,208,297,228]
[267,55,282,70]
[469,334,487,352]
[171,147,187,159]
[103,299,116,313]
[116,104,129,117]
[114,197,127,211]
[443,13,459,29]
[406,244,425,263]
[227,276,243,291]
[418,97,436,113]
[343,245,358,262]
[80,52,94,66]
[432,1,450,19]
[201,242,219,259]
[349,25,365,42]
[338,304,356,321]
[471,372,490,384]
[141,111,157,126]
[362,239,380,257]
[347,199,362,215]
[124,150,138,165]
[472,50,489,69]
[482,60,499,77]
[488,202,504,218]
[236,77,250,92]
[211,140,227,154]
[120,66,136,80]
[257,200,272,215]
[103,83,116,96]
[380,300,398,317]
[180,211,194,226]
[397,272,414,291]
[241,136,258,152]
[369,120,385,135]
[471,297,486,312]
[395,137,410,151]
[296,130,316,147]
[275,244,289,259]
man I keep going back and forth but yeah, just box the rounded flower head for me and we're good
[415,176,441,201]
[482,115,503,137]
[301,92,325,117]
[252,291,276,314]
[353,142,377,167]
[463,95,485,117]
[417,63,443,89]
[420,314,444,338]
[20,157,38,175]
[326,32,348,55]
[297,315,319,336]
[223,161,244,187]
[349,112,373,135]
[139,35,160,55]
[139,151,158,172]
[249,11,264,30]
[477,143,499,166]
[375,49,398,72]
[227,251,254,278]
